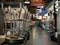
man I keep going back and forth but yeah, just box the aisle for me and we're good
[26,26,57,45]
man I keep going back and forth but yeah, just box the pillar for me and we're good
[57,0,60,44]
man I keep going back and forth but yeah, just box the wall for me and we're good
[0,9,4,34]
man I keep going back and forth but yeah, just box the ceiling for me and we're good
[44,0,53,3]
[0,0,53,7]
[0,0,53,3]
[0,0,53,13]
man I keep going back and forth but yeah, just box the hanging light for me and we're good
[24,0,30,4]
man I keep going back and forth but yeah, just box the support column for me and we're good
[0,9,4,34]
[57,1,60,44]
[57,9,60,44]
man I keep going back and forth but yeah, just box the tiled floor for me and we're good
[2,26,57,45]
[26,26,57,45]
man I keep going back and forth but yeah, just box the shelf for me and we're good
[4,19,30,22]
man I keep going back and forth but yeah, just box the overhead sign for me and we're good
[41,8,48,15]
[31,0,44,6]
[36,8,48,15]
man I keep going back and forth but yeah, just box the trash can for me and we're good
[35,21,39,26]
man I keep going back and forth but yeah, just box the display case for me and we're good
[2,3,31,45]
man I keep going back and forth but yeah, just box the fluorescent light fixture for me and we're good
[44,13,48,16]
[36,9,42,13]
[38,16,42,19]
[43,16,46,18]
[55,3,58,8]
[24,0,30,4]
[55,0,58,4]
[24,1,30,4]
[37,6,44,8]
[56,8,58,11]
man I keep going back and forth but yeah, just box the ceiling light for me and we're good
[43,16,46,18]
[24,0,30,4]
[37,6,44,8]
[56,8,58,11]
[44,13,48,16]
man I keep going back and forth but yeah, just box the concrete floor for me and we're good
[25,26,57,45]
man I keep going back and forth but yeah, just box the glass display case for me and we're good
[2,3,31,45]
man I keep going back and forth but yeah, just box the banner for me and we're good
[31,0,44,6]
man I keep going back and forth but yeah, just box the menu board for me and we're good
[31,0,44,6]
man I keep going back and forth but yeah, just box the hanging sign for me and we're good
[36,8,48,15]
[31,0,44,6]
[40,8,48,15]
